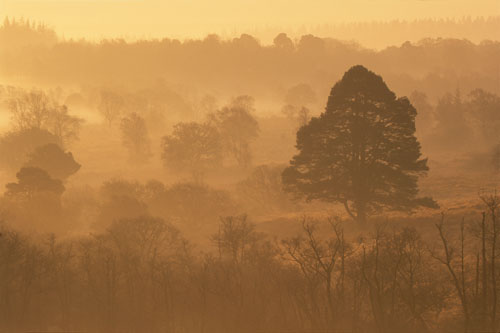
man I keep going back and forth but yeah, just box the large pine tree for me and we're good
[282,65,437,223]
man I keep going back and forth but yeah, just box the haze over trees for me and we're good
[409,90,435,140]
[209,96,260,168]
[98,90,124,127]
[6,88,83,146]
[236,164,296,214]
[1,19,499,104]
[1,12,500,333]
[281,83,316,132]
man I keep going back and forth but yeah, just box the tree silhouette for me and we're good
[0,127,60,172]
[24,143,80,180]
[282,65,437,223]
[6,167,65,197]
[273,33,294,51]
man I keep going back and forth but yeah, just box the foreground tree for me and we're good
[282,65,437,223]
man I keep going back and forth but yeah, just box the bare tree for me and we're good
[432,215,471,330]
[7,89,83,146]
[98,91,124,127]
[281,217,348,329]
[49,105,84,146]
[209,96,259,168]
[7,89,52,130]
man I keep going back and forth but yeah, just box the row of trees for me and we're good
[0,205,499,332]
[1,87,156,170]
[0,17,57,49]
[2,17,499,103]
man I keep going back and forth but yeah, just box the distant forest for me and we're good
[0,17,499,106]
[246,16,500,48]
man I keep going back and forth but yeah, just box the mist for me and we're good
[0,2,500,332]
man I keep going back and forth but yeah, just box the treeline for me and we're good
[252,17,500,49]
[0,17,57,50]
[0,18,499,102]
[1,203,500,332]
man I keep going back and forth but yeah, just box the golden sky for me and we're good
[2,0,500,40]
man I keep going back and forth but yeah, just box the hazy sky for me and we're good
[2,0,500,40]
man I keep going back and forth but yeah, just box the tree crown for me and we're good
[283,65,437,222]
